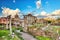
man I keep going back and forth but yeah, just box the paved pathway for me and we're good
[20,32,37,40]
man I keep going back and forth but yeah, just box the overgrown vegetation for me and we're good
[0,26,24,40]
[0,30,9,37]
[27,23,60,40]
[36,36,52,40]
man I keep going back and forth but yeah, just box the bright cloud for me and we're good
[13,0,15,3]
[41,9,60,16]
[40,11,50,16]
[2,7,20,18]
[34,14,39,16]
[34,11,50,16]
[40,11,47,15]
[1,7,4,9]
[52,10,60,15]
[36,0,41,9]
[27,6,32,8]
[40,9,60,16]
[45,1,48,4]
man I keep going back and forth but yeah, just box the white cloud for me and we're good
[52,10,60,15]
[34,11,50,16]
[36,0,41,9]
[1,7,4,9]
[45,1,48,4]
[40,9,60,16]
[34,14,39,16]
[40,11,47,15]
[40,11,50,16]
[2,7,20,18]
[27,6,32,8]
[13,0,15,3]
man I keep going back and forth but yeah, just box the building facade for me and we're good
[0,14,21,28]
[23,13,37,32]
[0,17,9,25]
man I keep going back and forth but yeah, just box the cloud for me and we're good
[40,11,50,16]
[45,1,48,4]
[13,0,15,3]
[2,7,20,18]
[1,7,4,9]
[34,14,39,16]
[40,11,47,15]
[34,11,50,16]
[36,0,41,9]
[40,10,60,16]
[52,10,60,15]
[27,6,32,8]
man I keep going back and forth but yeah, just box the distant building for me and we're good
[24,13,37,26]
[0,14,21,28]
[23,13,37,32]
[36,18,48,24]
[11,14,20,27]
[0,17,9,25]
[20,19,24,27]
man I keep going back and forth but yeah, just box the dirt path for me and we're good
[20,32,37,40]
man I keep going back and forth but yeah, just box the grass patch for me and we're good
[36,36,52,40]
[0,30,9,37]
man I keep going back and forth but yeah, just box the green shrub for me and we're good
[12,27,16,32]
[36,36,52,40]
[0,30,9,37]
[17,27,23,32]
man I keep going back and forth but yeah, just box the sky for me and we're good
[0,0,60,16]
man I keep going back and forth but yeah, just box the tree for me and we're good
[57,18,60,20]
[47,20,51,24]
